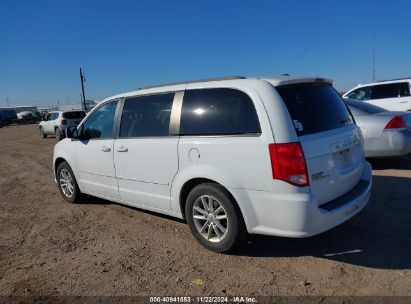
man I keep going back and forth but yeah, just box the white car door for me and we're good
[113,92,179,211]
[75,100,120,199]
[369,82,411,111]
[41,113,52,134]
[45,112,58,134]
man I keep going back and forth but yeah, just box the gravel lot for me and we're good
[0,124,410,296]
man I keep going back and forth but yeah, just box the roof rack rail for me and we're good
[376,77,411,83]
[135,76,246,90]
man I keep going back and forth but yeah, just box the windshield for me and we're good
[345,99,387,114]
[276,83,353,136]
[63,111,86,119]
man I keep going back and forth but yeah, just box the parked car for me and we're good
[39,110,86,140]
[53,76,372,252]
[344,98,411,157]
[343,78,411,111]
[16,111,41,124]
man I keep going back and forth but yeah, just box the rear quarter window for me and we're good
[276,83,353,136]
[180,88,261,135]
[371,83,402,99]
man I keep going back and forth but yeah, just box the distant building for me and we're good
[58,100,97,112]
[5,106,39,114]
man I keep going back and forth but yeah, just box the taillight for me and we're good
[61,119,67,125]
[384,116,406,130]
[268,142,309,187]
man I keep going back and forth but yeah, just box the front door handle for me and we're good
[101,146,111,152]
[116,146,128,152]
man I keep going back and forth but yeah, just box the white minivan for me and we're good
[53,76,372,252]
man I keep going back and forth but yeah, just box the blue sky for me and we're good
[1,0,411,106]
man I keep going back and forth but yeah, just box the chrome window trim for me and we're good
[169,91,184,135]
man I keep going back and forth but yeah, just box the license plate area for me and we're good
[334,148,353,170]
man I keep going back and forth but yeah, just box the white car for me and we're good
[53,76,372,252]
[39,110,86,140]
[343,78,411,111]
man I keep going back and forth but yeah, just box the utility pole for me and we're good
[80,68,87,112]
[372,32,376,82]
[6,97,9,107]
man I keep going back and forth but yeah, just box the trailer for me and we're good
[0,108,18,126]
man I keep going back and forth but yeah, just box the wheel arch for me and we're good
[54,157,66,177]
[178,177,246,227]
[53,155,83,193]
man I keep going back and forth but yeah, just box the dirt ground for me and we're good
[0,124,410,297]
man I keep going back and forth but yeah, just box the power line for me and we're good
[372,32,376,82]
[80,68,87,111]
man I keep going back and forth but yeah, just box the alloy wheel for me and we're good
[192,195,228,243]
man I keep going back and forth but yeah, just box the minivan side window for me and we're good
[179,88,261,135]
[371,83,401,99]
[82,101,118,139]
[346,86,372,101]
[119,93,174,137]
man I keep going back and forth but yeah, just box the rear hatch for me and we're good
[276,83,364,205]
[62,111,86,126]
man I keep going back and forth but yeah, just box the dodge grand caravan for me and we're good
[53,76,372,252]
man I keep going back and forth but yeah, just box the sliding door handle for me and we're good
[116,146,128,152]
[101,146,111,152]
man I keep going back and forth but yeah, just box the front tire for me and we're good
[185,183,247,253]
[55,128,62,141]
[56,161,82,203]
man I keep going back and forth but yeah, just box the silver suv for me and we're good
[39,110,86,140]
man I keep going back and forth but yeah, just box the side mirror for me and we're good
[66,126,79,139]
[42,117,47,121]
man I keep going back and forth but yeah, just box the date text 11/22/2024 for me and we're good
[149,296,257,303]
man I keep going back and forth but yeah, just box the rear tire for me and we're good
[40,127,47,138]
[185,183,247,253]
[55,128,62,141]
[56,161,82,203]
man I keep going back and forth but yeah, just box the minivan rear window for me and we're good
[276,83,353,136]
[63,111,86,119]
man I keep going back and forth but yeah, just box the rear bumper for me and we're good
[230,161,372,238]
[364,130,411,157]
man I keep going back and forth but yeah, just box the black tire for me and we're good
[40,127,47,138]
[55,128,62,141]
[56,161,82,203]
[185,183,247,253]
